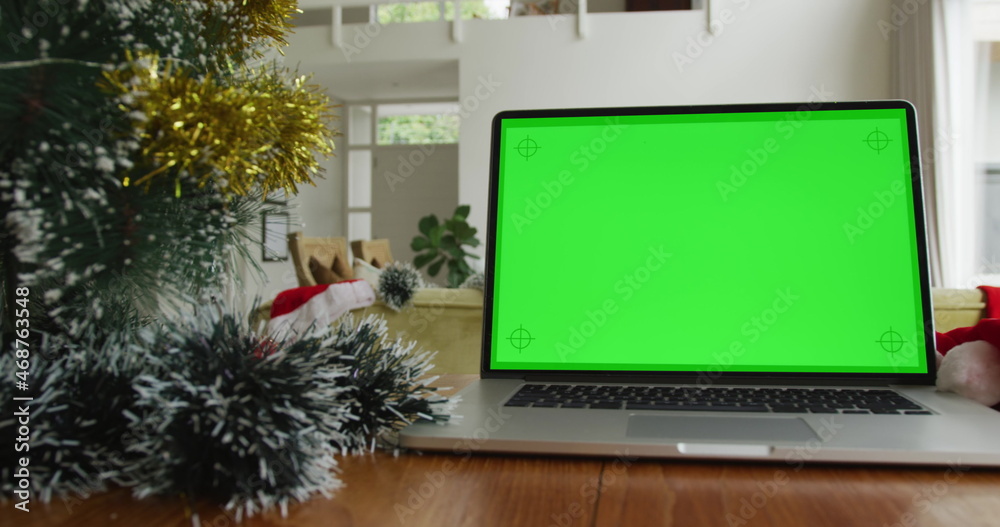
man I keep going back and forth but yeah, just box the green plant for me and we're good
[411,205,481,287]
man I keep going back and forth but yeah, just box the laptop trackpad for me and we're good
[627,415,819,442]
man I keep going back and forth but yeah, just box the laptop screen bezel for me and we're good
[480,100,936,386]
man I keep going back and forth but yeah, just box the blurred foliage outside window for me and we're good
[377,1,507,23]
[377,113,460,145]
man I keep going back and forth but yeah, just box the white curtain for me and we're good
[893,0,943,285]
[896,0,995,287]
[931,0,985,288]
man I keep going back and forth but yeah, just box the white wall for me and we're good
[239,101,346,306]
[285,0,893,256]
[373,143,459,285]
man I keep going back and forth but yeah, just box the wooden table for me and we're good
[8,375,1000,527]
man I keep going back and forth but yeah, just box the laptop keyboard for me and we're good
[504,384,931,415]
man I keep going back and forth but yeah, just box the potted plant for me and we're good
[411,205,481,287]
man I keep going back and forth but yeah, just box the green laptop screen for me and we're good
[489,106,930,374]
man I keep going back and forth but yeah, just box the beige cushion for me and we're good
[288,233,352,287]
[351,239,393,269]
[353,258,383,287]
[309,256,340,284]
[932,288,987,332]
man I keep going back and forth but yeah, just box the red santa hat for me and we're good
[935,286,1000,408]
[267,279,376,336]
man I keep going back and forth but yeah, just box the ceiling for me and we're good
[306,59,460,102]
[288,6,459,102]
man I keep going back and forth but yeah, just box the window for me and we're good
[970,18,1000,284]
[445,0,509,20]
[977,50,1000,280]
[919,1,1000,287]
[983,165,1000,275]
[376,1,509,24]
[377,102,461,145]
[347,105,375,248]
[377,2,443,23]
[346,101,460,246]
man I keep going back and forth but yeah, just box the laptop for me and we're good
[400,100,1000,466]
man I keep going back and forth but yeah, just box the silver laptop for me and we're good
[400,101,1000,466]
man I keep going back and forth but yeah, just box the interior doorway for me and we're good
[346,101,460,283]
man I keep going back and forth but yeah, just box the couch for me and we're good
[353,288,483,374]
[261,254,983,374]
[932,288,987,332]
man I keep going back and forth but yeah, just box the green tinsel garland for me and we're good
[0,306,455,520]
[124,309,353,520]
[377,261,424,312]
[0,3,453,519]
[0,332,145,502]
[327,314,456,453]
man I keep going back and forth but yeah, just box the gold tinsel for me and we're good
[101,51,336,197]
[185,0,300,59]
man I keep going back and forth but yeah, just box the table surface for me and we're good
[8,375,1000,527]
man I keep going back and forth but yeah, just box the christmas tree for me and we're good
[0,0,333,340]
[0,0,454,517]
